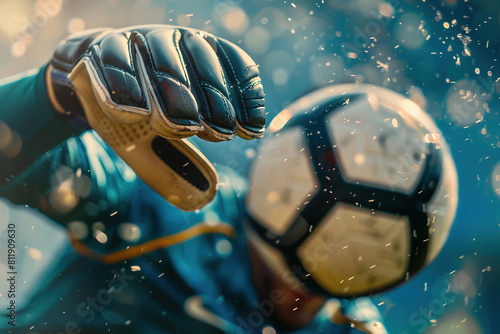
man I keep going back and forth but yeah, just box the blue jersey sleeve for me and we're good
[0,131,139,228]
[0,66,82,184]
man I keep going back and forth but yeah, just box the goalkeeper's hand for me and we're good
[46,25,265,211]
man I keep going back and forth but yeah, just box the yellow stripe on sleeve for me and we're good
[68,222,236,264]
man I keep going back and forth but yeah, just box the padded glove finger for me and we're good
[180,30,236,141]
[55,31,150,124]
[206,36,266,139]
[131,30,203,139]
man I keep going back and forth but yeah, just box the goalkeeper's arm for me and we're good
[0,66,82,185]
[0,25,265,211]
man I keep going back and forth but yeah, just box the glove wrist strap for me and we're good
[46,64,86,121]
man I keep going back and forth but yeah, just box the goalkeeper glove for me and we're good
[46,25,265,211]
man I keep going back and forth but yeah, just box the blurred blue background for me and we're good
[0,0,499,333]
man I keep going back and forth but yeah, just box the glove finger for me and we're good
[132,30,203,139]
[52,28,110,72]
[180,30,237,141]
[207,36,265,139]
[88,32,150,124]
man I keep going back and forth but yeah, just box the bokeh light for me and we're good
[118,222,142,242]
[67,17,85,34]
[244,26,270,54]
[445,79,490,127]
[395,13,427,50]
[220,6,248,35]
[253,7,287,38]
[67,221,90,239]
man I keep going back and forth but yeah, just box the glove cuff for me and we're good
[46,64,86,118]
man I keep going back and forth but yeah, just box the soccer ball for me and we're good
[246,84,458,297]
